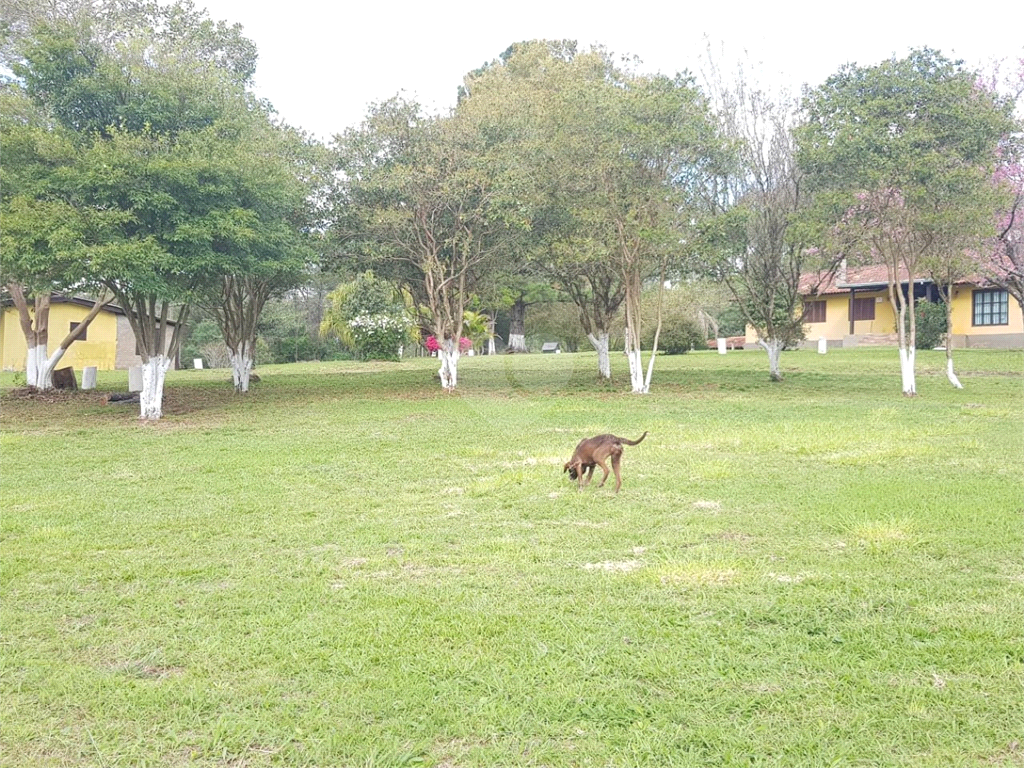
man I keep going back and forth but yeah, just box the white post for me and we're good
[193,358,204,369]
[128,366,144,392]
[717,338,727,355]
[817,337,827,354]
[82,366,98,390]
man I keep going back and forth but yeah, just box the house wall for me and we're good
[744,290,896,346]
[0,305,118,371]
[114,315,177,369]
[947,286,1024,349]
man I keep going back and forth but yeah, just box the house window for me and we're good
[973,289,1008,326]
[69,322,87,341]
[803,300,826,323]
[851,297,876,321]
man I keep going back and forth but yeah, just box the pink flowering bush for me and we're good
[424,335,473,353]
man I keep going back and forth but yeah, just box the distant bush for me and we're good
[657,318,706,354]
[915,301,947,349]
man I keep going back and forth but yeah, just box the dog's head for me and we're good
[563,461,579,480]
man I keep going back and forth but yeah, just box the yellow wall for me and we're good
[801,291,895,340]
[0,304,118,371]
[949,286,1024,337]
[744,290,896,344]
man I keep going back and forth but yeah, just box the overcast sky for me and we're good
[195,0,1020,142]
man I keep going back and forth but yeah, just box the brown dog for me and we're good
[563,432,647,493]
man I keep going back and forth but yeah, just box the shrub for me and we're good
[915,301,947,349]
[349,315,411,361]
[657,318,706,355]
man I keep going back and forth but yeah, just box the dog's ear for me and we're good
[562,462,570,473]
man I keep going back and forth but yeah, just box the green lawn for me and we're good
[1,348,1021,767]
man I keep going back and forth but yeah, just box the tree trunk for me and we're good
[587,332,611,379]
[760,338,785,382]
[139,355,173,420]
[229,346,254,393]
[942,284,963,389]
[898,346,917,396]
[889,274,917,397]
[437,338,460,391]
[26,344,52,389]
[627,348,644,393]
[507,298,527,353]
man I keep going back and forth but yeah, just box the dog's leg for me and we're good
[581,464,596,488]
[594,459,611,487]
[611,453,623,493]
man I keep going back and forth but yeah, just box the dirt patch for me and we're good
[583,559,642,573]
[3,387,106,404]
[692,500,721,511]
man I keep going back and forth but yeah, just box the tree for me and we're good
[797,49,1015,395]
[0,83,123,388]
[700,58,834,381]
[334,98,518,390]
[455,42,625,379]
[200,120,323,392]
[458,41,726,390]
[3,2,311,415]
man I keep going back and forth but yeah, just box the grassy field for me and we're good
[1,347,1021,767]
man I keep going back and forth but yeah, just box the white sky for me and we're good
[196,0,1020,142]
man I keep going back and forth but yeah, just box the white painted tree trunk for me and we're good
[760,338,784,382]
[643,351,657,394]
[899,346,917,396]
[507,333,527,353]
[437,340,460,391]
[627,349,645,393]
[587,332,611,379]
[229,346,254,393]
[946,358,963,389]
[26,344,51,389]
[139,355,173,420]
[25,345,70,390]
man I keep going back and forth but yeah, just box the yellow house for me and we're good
[0,296,178,372]
[745,265,1023,349]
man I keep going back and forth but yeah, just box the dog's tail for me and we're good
[617,431,648,446]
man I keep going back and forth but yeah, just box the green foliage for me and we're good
[180,319,222,368]
[914,301,947,350]
[260,299,345,363]
[715,303,747,336]
[655,317,706,354]
[797,49,1016,265]
[320,272,412,361]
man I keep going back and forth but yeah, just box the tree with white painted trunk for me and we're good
[458,42,726,387]
[798,49,1015,396]
[6,2,297,416]
[0,87,125,389]
[700,59,831,382]
[4,286,114,389]
[201,122,321,393]
[334,98,516,391]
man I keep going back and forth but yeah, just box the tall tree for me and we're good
[459,41,725,389]
[0,82,125,388]
[334,98,519,390]
[4,1,278,417]
[200,120,323,392]
[700,60,834,381]
[797,49,1015,395]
